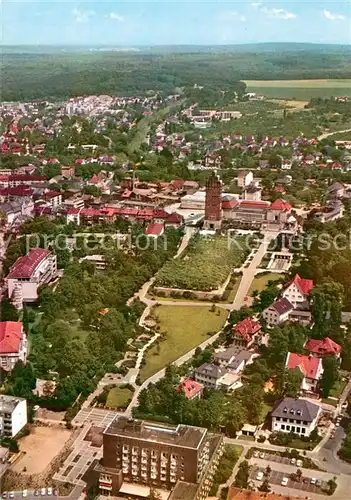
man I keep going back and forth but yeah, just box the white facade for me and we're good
[272,409,320,437]
[0,396,27,438]
[237,171,253,188]
[282,283,306,308]
[262,306,291,326]
[0,335,27,372]
[7,253,57,304]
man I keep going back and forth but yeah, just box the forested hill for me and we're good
[2,45,351,101]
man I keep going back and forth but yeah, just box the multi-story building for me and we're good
[90,417,223,498]
[203,172,222,230]
[6,248,57,308]
[0,322,27,372]
[271,397,320,437]
[282,274,314,308]
[0,395,27,438]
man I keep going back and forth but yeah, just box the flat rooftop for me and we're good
[104,417,206,449]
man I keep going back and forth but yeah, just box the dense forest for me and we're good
[2,45,351,101]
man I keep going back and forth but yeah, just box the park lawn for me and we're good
[244,79,351,100]
[139,305,228,382]
[106,387,133,409]
[226,276,242,303]
[249,273,281,296]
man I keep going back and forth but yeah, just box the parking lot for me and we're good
[250,464,328,495]
[251,449,311,469]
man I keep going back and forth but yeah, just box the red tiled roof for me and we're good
[175,378,203,399]
[232,317,261,343]
[80,208,100,217]
[9,175,46,182]
[67,207,81,215]
[288,274,314,296]
[89,175,99,184]
[239,200,270,208]
[7,248,51,279]
[286,352,322,380]
[222,199,239,210]
[0,187,34,197]
[0,322,23,354]
[43,191,61,200]
[166,212,183,223]
[270,199,292,211]
[170,179,185,190]
[304,337,342,356]
[145,223,164,236]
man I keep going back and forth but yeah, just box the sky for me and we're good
[2,0,351,46]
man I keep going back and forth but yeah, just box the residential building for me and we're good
[214,348,256,373]
[194,363,226,389]
[90,416,223,497]
[203,172,222,230]
[175,379,204,400]
[145,223,165,238]
[0,395,27,438]
[6,248,58,308]
[237,171,253,188]
[243,184,262,202]
[232,317,262,347]
[285,352,323,394]
[61,165,75,178]
[0,322,27,372]
[262,297,294,326]
[328,182,345,199]
[282,274,314,308]
[304,337,342,358]
[271,397,320,437]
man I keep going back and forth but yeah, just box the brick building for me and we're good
[88,417,223,498]
[204,172,222,230]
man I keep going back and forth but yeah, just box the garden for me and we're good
[155,235,248,291]
[138,305,228,382]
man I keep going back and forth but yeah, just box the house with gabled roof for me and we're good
[175,378,203,400]
[271,397,320,437]
[232,317,262,347]
[285,352,323,393]
[0,322,27,372]
[262,297,294,326]
[304,337,342,358]
[282,273,314,308]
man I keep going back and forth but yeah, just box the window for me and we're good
[296,427,300,433]
[276,417,280,422]
[281,425,285,430]
[286,425,290,431]
[283,418,287,422]
[301,428,306,434]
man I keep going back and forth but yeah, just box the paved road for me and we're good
[232,232,279,310]
[317,128,351,141]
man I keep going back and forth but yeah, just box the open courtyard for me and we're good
[12,426,72,475]
[139,305,228,382]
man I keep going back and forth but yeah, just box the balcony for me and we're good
[170,477,176,483]
[141,458,148,464]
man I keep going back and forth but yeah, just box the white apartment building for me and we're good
[7,248,57,308]
[0,396,27,438]
[271,397,320,437]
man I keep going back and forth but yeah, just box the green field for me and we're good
[244,79,351,100]
[139,305,228,382]
[249,273,282,295]
[155,235,248,291]
[106,386,133,409]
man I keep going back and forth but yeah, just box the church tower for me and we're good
[204,171,222,230]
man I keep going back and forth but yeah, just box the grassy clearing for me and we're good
[106,387,133,409]
[155,235,248,291]
[244,79,351,100]
[249,273,281,295]
[139,305,228,382]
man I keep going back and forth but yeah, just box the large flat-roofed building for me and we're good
[6,248,57,308]
[91,417,223,498]
[0,395,27,438]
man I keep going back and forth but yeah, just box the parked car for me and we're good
[296,459,303,467]
[281,477,289,486]
[256,471,264,481]
[311,478,317,485]
[34,491,40,497]
[2,493,7,499]
[40,489,46,496]
[53,489,59,496]
[47,488,53,496]
[253,451,259,458]
[259,452,265,459]
[342,402,348,409]
[303,478,309,483]
[290,458,296,465]
[9,494,14,500]
[22,491,28,498]
[316,479,322,487]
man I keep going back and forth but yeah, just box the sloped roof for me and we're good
[270,199,292,211]
[144,223,164,236]
[271,397,320,423]
[175,378,203,399]
[7,248,51,279]
[304,337,342,356]
[268,297,294,315]
[232,317,261,343]
[286,352,322,380]
[0,322,23,354]
[287,273,314,296]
